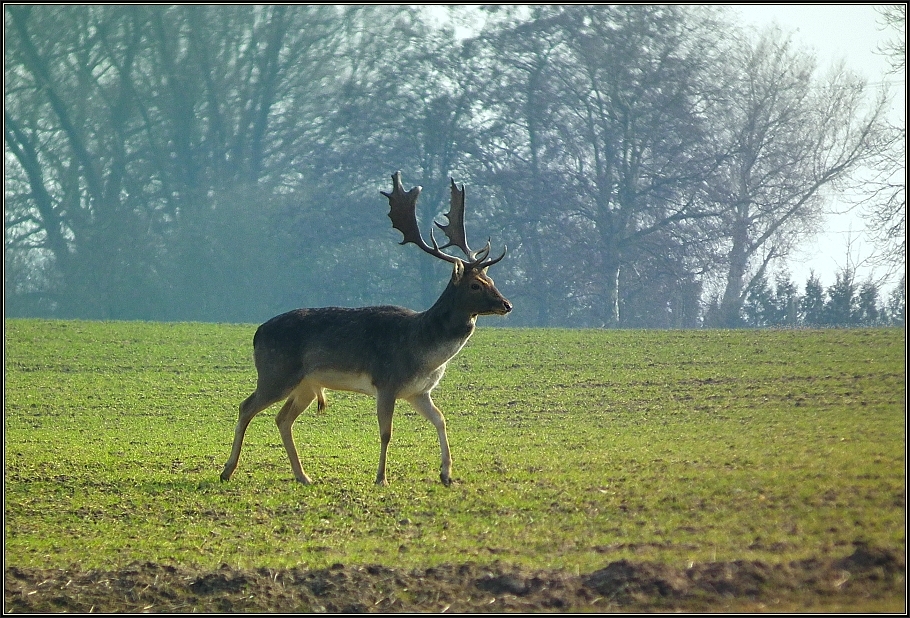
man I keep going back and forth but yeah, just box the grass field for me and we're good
[4,319,905,609]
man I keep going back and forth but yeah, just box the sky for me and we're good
[731,5,905,291]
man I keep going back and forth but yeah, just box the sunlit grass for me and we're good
[4,319,905,574]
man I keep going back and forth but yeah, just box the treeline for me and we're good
[5,6,904,328]
[717,271,905,328]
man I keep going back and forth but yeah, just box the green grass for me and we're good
[4,319,905,574]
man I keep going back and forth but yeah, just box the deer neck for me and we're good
[420,282,476,346]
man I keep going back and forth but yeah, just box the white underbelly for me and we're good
[302,364,448,400]
[306,370,378,396]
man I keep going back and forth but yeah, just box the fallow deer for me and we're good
[220,172,512,486]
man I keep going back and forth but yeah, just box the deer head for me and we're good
[381,171,511,319]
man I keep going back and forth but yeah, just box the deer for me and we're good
[220,171,512,487]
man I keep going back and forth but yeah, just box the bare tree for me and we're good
[860,4,905,276]
[5,6,171,317]
[4,6,359,320]
[466,7,571,326]
[875,5,906,75]
[709,26,892,327]
[861,132,906,276]
[469,5,729,327]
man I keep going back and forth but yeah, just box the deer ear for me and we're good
[451,259,465,285]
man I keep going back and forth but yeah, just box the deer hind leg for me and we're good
[408,392,452,486]
[375,391,396,486]
[221,389,277,481]
[276,385,318,484]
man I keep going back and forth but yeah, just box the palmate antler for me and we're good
[381,171,505,269]
[436,179,473,258]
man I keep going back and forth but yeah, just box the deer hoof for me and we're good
[440,474,452,487]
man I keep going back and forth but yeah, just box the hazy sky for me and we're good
[732,5,904,289]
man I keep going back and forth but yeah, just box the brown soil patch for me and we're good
[5,544,904,613]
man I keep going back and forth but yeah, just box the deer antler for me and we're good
[436,179,473,258]
[382,172,459,265]
[473,240,507,270]
[381,171,506,269]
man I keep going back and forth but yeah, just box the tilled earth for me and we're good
[5,544,904,613]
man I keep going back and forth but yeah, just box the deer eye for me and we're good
[470,283,481,291]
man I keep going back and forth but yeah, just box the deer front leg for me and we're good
[276,389,316,484]
[221,390,272,481]
[408,392,453,486]
[375,392,396,486]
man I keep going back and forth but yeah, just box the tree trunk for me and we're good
[717,226,750,327]
[602,260,621,327]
